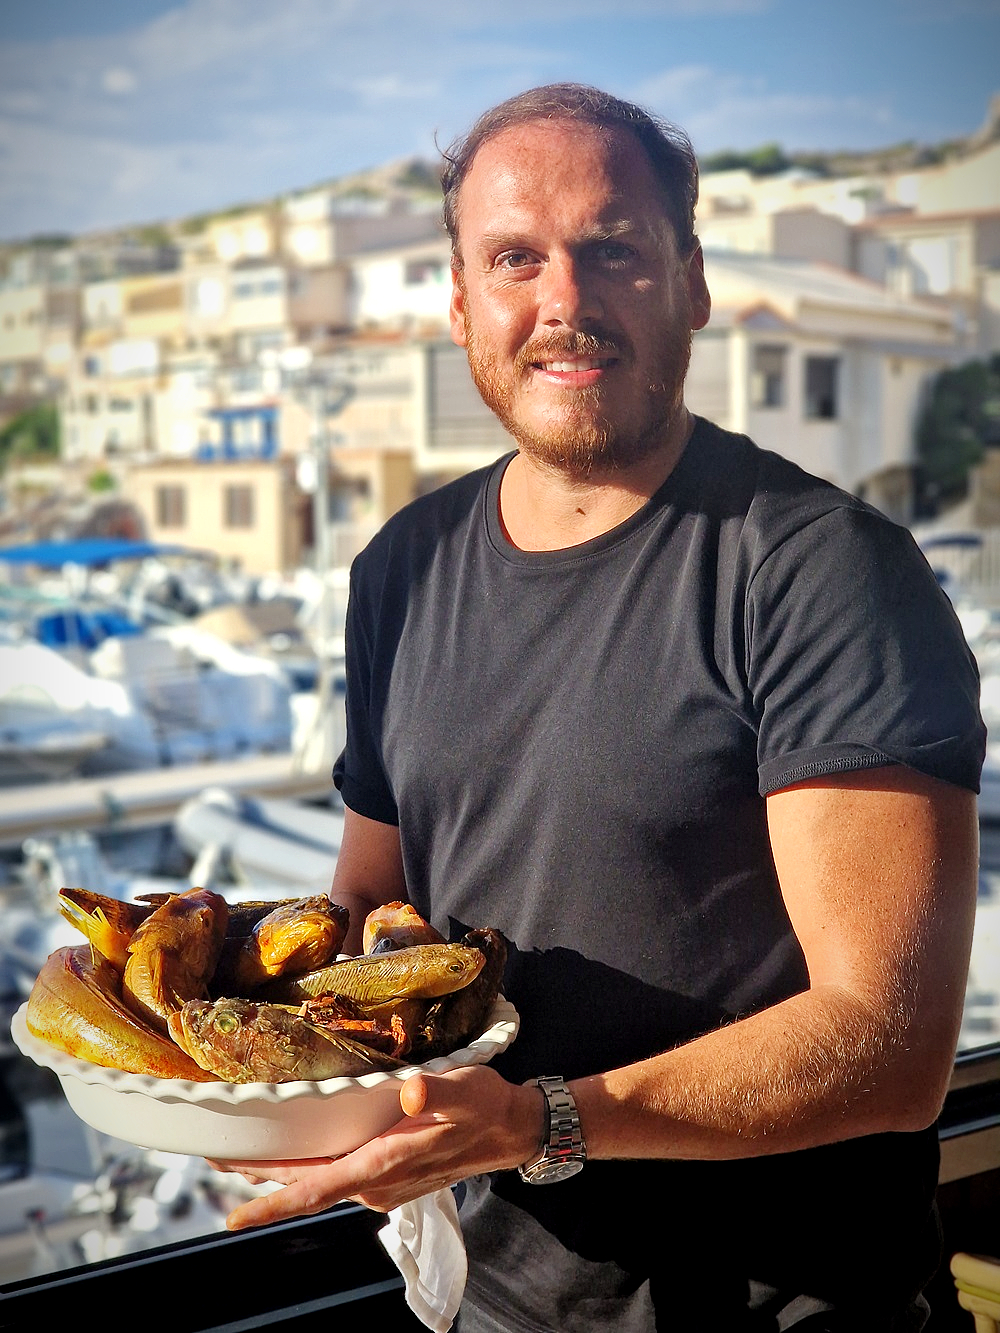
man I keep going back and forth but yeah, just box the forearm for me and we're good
[328,806,407,954]
[220,977,949,1233]
[571,978,958,1164]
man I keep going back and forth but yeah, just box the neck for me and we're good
[498,409,694,552]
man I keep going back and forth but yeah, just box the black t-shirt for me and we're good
[334,419,985,1329]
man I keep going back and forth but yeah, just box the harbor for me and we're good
[0,529,353,1284]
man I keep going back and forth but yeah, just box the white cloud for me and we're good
[633,66,898,153]
[352,76,442,105]
[101,67,138,95]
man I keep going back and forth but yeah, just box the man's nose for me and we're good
[538,255,603,327]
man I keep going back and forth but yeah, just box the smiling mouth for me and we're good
[534,358,616,373]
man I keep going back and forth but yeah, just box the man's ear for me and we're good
[687,244,711,331]
[449,264,468,348]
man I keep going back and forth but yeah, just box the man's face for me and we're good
[449,119,711,475]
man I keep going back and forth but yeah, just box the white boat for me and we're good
[173,786,344,893]
[0,628,294,778]
[0,719,109,787]
[89,626,294,766]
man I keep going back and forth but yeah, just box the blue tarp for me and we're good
[35,606,143,649]
[0,538,202,568]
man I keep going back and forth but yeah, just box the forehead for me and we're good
[455,119,671,247]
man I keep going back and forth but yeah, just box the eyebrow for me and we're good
[476,219,642,251]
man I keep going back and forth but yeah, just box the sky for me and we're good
[0,0,998,243]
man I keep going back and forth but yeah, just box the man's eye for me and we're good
[594,243,633,268]
[497,252,533,269]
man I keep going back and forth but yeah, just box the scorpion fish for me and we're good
[168,997,407,1083]
[122,886,229,1033]
[362,901,447,955]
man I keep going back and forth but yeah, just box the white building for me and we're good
[346,236,452,334]
[687,251,960,518]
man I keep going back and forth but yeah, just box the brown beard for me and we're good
[463,316,693,477]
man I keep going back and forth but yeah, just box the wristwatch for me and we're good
[517,1075,587,1184]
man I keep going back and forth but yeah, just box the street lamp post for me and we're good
[283,359,353,774]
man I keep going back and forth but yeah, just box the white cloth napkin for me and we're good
[378,1187,468,1332]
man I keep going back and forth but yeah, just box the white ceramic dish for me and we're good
[10,997,518,1160]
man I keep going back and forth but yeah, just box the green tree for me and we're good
[915,354,1000,509]
[700,143,792,176]
[0,402,60,468]
[745,143,790,176]
[87,468,116,493]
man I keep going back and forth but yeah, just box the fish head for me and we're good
[255,897,348,973]
[167,998,267,1080]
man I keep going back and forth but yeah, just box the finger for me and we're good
[399,1072,430,1118]
[211,1156,335,1171]
[225,1175,346,1231]
[208,1162,297,1188]
[206,1158,240,1174]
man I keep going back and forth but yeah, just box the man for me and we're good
[217,85,985,1330]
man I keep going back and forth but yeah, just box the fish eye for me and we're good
[213,1012,240,1034]
[449,962,466,973]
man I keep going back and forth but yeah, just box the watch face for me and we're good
[523,1158,584,1185]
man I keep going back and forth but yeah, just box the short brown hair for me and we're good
[441,83,700,260]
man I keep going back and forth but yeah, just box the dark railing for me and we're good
[2,1046,998,1332]
[0,1201,425,1331]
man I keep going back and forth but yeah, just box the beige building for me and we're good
[0,281,80,397]
[855,209,1000,356]
[123,455,305,575]
[203,207,281,265]
[348,236,452,335]
[62,371,158,461]
[892,138,1000,217]
[119,271,188,348]
[227,260,349,358]
[697,206,854,268]
[695,103,1000,363]
[282,191,443,268]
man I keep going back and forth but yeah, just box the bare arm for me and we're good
[572,765,979,1157]
[220,766,978,1225]
[329,805,408,954]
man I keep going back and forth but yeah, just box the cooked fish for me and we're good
[168,997,406,1083]
[122,886,229,1033]
[259,941,485,1006]
[26,944,216,1081]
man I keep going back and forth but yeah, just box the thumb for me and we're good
[399,1071,431,1118]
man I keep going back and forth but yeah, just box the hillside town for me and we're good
[1,94,999,578]
[0,88,998,1311]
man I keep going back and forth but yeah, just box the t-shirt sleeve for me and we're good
[749,506,986,796]
[332,559,400,825]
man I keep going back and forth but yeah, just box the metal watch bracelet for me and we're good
[517,1075,587,1185]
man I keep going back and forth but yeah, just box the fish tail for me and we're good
[57,898,131,970]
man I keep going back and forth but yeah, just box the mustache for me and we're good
[515,330,630,373]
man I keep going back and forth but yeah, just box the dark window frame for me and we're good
[155,484,187,529]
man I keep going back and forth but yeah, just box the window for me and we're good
[232,275,284,300]
[155,484,186,528]
[223,483,255,528]
[804,356,839,420]
[404,259,445,285]
[126,282,182,315]
[751,344,786,408]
